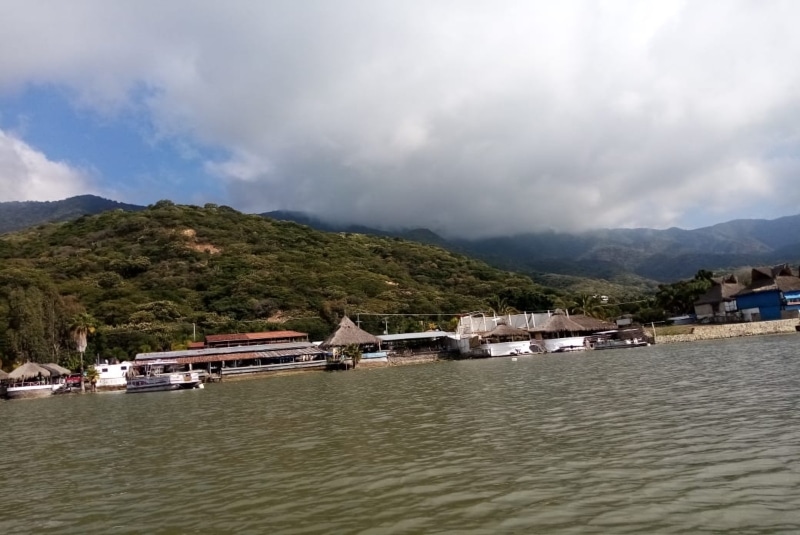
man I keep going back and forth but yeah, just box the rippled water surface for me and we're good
[4,335,800,533]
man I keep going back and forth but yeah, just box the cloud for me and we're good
[0,129,94,202]
[1,1,800,236]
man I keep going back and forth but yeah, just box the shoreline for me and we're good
[655,318,800,344]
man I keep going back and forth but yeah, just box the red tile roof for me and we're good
[205,331,308,344]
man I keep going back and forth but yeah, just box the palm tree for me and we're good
[552,295,577,314]
[340,344,363,369]
[575,294,604,318]
[488,296,518,317]
[69,313,96,393]
[86,365,100,393]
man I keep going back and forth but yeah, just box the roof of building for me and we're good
[378,331,456,342]
[737,265,800,296]
[568,315,616,331]
[149,347,326,366]
[204,331,308,344]
[456,312,551,334]
[695,275,745,305]
[41,363,72,376]
[321,316,381,348]
[530,310,586,333]
[482,323,530,338]
[135,341,320,361]
[8,362,52,380]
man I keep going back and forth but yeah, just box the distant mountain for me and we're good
[263,210,450,247]
[265,211,800,284]
[0,195,144,234]
[5,199,798,288]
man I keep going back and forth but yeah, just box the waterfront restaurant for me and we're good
[134,330,328,378]
[377,331,458,359]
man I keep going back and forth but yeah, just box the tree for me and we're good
[340,344,363,368]
[655,270,714,316]
[6,286,49,363]
[552,295,577,313]
[574,294,604,318]
[86,365,100,392]
[488,296,518,316]
[70,313,96,393]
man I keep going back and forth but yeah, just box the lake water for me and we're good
[3,335,800,534]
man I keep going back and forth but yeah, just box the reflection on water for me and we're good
[3,335,800,533]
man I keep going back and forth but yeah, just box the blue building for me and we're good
[735,265,800,321]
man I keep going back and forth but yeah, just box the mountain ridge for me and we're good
[0,195,145,234]
[264,210,800,284]
[2,195,799,286]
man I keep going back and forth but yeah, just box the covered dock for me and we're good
[134,341,328,378]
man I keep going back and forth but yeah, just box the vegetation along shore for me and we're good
[1,198,799,376]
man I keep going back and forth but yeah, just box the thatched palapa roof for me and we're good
[484,323,530,338]
[9,362,52,380]
[531,310,586,333]
[568,315,616,331]
[41,363,72,376]
[0,369,9,380]
[321,316,381,349]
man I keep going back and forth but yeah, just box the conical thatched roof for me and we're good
[321,316,381,348]
[0,369,9,380]
[9,362,52,380]
[484,323,530,338]
[531,310,586,333]
[41,363,72,376]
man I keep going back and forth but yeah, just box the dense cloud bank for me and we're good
[1,1,799,236]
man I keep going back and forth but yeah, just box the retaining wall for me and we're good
[657,319,799,344]
[387,353,441,366]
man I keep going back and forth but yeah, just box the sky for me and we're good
[1,1,799,238]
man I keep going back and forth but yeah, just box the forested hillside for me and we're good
[268,211,800,285]
[0,195,144,234]
[0,201,556,367]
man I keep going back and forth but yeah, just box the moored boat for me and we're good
[126,371,202,393]
[6,382,66,399]
[591,338,650,350]
[94,361,134,390]
[587,330,651,350]
[4,362,71,399]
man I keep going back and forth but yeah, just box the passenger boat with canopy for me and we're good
[126,363,202,393]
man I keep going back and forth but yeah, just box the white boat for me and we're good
[479,340,546,357]
[544,336,588,353]
[94,361,134,390]
[126,371,202,393]
[6,382,66,399]
[586,330,651,351]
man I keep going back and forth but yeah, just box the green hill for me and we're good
[0,201,556,366]
[0,195,144,234]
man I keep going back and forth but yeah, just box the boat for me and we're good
[94,361,134,390]
[126,370,202,393]
[6,382,66,399]
[551,344,587,353]
[591,338,650,350]
[587,330,650,350]
[5,362,70,399]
